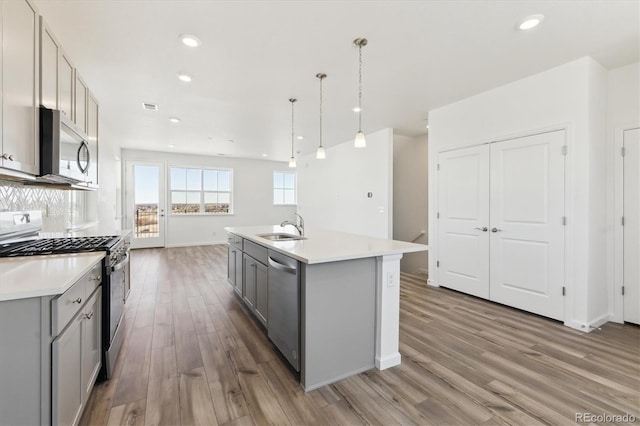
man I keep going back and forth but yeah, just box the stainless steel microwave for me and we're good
[39,107,91,185]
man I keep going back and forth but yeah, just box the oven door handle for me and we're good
[111,251,130,272]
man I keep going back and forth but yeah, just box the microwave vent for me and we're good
[142,102,158,111]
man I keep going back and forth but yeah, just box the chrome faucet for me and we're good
[281,213,305,236]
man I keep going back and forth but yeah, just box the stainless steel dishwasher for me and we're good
[267,250,300,371]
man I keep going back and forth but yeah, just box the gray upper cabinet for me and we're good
[60,52,74,119]
[1,0,40,175]
[74,72,87,135]
[40,17,59,109]
[87,92,99,185]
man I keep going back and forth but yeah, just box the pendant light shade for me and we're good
[288,98,297,168]
[353,37,367,148]
[316,73,327,160]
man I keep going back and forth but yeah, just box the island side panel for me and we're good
[301,257,376,391]
[0,297,49,426]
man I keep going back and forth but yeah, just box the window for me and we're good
[273,171,296,205]
[170,167,232,214]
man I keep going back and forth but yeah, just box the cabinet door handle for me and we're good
[84,311,94,320]
[2,153,13,161]
[72,297,82,304]
[491,228,502,233]
[474,227,488,232]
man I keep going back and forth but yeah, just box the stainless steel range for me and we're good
[0,210,130,381]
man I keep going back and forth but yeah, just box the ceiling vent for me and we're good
[142,102,158,111]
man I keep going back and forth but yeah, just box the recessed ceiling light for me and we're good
[262,153,268,157]
[297,136,304,140]
[169,117,181,123]
[353,107,362,113]
[177,73,192,82]
[518,14,544,30]
[142,102,158,111]
[179,34,201,48]
[168,144,176,148]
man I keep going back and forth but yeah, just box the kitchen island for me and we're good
[225,225,428,391]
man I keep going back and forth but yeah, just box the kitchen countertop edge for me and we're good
[225,225,428,264]
[0,252,106,302]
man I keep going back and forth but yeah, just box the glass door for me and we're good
[126,161,166,249]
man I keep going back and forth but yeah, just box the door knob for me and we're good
[491,228,502,233]
[474,227,488,232]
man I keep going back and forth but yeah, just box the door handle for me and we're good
[474,227,488,232]
[491,228,502,233]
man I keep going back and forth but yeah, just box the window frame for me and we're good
[273,170,297,206]
[168,165,234,215]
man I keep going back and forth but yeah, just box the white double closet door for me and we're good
[438,130,565,321]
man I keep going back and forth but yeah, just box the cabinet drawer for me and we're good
[52,280,85,337]
[51,263,102,336]
[84,264,102,295]
[244,240,268,265]
[233,235,243,250]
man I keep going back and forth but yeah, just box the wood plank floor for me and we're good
[80,245,640,426]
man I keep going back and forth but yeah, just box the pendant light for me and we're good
[353,37,368,148]
[316,73,327,159]
[288,98,297,168]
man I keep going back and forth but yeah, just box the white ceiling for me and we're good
[35,0,639,162]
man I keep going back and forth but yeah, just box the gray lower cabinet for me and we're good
[242,253,268,327]
[227,233,243,297]
[0,261,102,425]
[52,287,101,426]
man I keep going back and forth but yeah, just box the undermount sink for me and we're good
[257,232,306,241]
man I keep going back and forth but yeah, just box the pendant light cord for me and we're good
[319,76,324,148]
[358,42,363,132]
[290,99,295,158]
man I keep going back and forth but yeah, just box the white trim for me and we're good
[168,165,234,214]
[124,159,167,249]
[375,353,402,370]
[613,124,640,323]
[273,170,297,206]
[165,240,226,248]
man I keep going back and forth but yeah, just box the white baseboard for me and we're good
[564,313,611,333]
[375,353,401,370]
[165,240,227,248]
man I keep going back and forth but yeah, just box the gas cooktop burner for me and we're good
[0,236,121,257]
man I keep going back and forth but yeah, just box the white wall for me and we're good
[121,149,295,246]
[606,62,640,321]
[393,133,428,275]
[297,128,393,239]
[96,115,121,230]
[428,57,609,330]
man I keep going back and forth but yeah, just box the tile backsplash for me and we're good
[0,180,66,231]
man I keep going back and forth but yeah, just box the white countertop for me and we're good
[0,252,105,302]
[39,226,132,239]
[225,226,428,264]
